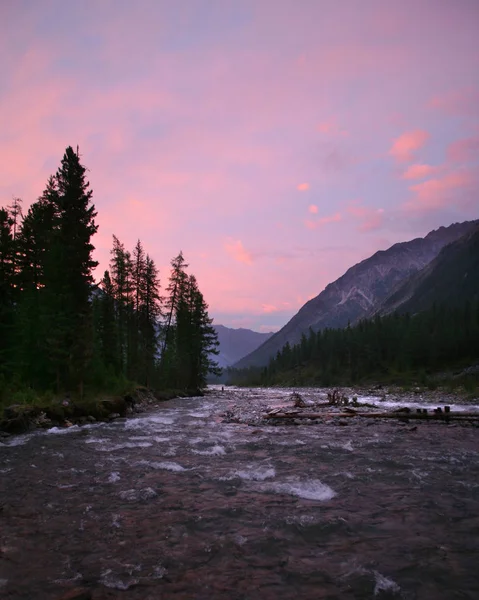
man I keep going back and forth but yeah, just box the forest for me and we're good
[0,147,220,406]
[228,301,479,390]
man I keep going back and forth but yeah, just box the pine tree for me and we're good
[160,251,188,386]
[109,235,133,375]
[96,270,120,375]
[186,274,220,390]
[43,146,98,394]
[14,189,56,385]
[138,254,161,386]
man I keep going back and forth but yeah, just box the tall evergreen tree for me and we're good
[14,189,56,385]
[43,146,98,394]
[109,235,133,374]
[138,254,161,386]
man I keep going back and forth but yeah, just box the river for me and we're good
[1,386,479,599]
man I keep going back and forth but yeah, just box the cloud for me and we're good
[389,130,430,162]
[447,136,479,164]
[347,204,385,232]
[297,183,310,191]
[402,164,440,180]
[224,238,253,265]
[429,88,479,117]
[405,168,477,213]
[261,304,279,313]
[305,212,342,230]
[317,117,348,137]
[308,204,318,214]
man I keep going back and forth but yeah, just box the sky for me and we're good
[1,0,478,332]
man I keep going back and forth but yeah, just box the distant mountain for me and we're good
[212,325,274,368]
[234,220,479,369]
[375,224,479,316]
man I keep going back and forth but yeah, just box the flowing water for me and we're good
[1,387,479,599]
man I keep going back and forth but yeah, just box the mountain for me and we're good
[234,220,479,369]
[375,223,479,316]
[212,325,274,368]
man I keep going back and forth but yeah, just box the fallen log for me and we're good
[264,410,479,421]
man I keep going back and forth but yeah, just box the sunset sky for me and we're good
[1,1,478,332]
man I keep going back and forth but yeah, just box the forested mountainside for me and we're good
[234,220,479,369]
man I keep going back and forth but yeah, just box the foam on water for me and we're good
[108,472,121,483]
[100,569,139,590]
[188,411,211,418]
[262,478,336,501]
[123,414,174,431]
[285,514,321,527]
[97,441,152,452]
[128,435,171,443]
[45,425,80,435]
[192,445,226,456]
[111,514,121,528]
[118,487,157,502]
[147,415,176,425]
[373,570,400,596]
[233,465,276,481]
[138,459,187,472]
[2,433,33,446]
[188,437,205,445]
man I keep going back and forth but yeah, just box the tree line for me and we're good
[228,301,479,388]
[0,147,219,400]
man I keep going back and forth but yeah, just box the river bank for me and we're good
[0,388,201,436]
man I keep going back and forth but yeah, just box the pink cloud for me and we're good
[429,88,479,117]
[305,212,342,230]
[389,130,430,162]
[262,304,279,313]
[405,168,477,212]
[224,239,253,265]
[308,204,318,214]
[347,204,385,232]
[297,183,310,191]
[402,164,440,180]
[317,117,348,137]
[447,137,479,164]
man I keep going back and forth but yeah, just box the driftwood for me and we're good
[264,410,479,421]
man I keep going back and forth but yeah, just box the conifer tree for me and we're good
[109,235,134,375]
[186,274,220,389]
[43,146,98,394]
[14,189,56,385]
[138,254,161,385]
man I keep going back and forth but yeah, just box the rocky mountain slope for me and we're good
[212,325,274,368]
[375,223,479,316]
[234,220,479,369]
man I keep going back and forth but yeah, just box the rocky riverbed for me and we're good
[1,386,479,599]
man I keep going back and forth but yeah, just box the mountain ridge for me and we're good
[212,324,274,368]
[234,220,479,369]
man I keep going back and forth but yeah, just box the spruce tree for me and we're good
[43,146,98,394]
[14,189,56,385]
[138,254,161,386]
[109,235,133,376]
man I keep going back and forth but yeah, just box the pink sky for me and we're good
[1,0,478,332]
